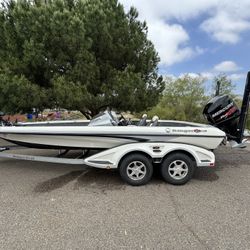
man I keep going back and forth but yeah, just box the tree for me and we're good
[212,74,236,97]
[148,75,207,122]
[0,70,47,113]
[0,0,164,117]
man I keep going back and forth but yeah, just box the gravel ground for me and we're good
[0,139,250,250]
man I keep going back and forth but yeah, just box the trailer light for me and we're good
[210,163,215,167]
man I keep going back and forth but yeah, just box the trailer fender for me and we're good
[84,143,215,169]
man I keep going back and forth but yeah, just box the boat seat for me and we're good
[137,114,147,126]
[149,115,159,126]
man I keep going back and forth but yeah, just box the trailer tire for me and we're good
[160,153,195,185]
[119,154,153,186]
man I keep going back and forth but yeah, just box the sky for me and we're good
[120,0,250,94]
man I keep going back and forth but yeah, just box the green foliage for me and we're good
[148,75,208,122]
[0,70,47,113]
[212,74,236,97]
[0,0,164,117]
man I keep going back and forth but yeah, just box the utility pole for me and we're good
[215,81,221,96]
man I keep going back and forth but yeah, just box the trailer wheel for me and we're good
[119,154,153,186]
[160,153,195,185]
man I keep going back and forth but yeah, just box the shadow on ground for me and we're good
[34,169,127,194]
[33,146,250,193]
[193,146,250,182]
[74,169,126,193]
[33,167,219,194]
[193,168,219,182]
[215,146,250,167]
[34,170,84,193]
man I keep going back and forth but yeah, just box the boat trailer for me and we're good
[0,142,216,186]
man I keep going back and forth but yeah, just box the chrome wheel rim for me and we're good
[127,161,147,181]
[168,160,188,180]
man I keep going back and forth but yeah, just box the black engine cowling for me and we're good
[203,95,240,139]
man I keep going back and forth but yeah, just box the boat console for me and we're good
[88,110,159,127]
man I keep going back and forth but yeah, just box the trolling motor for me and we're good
[203,71,250,147]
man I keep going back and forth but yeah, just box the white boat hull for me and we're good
[0,125,225,150]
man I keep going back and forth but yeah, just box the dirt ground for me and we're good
[0,139,250,250]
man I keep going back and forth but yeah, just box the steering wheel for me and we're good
[118,113,129,126]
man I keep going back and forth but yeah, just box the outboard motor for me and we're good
[203,71,250,146]
[203,95,240,140]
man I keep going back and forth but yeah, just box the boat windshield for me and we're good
[88,111,118,126]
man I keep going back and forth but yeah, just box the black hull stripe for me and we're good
[1,138,109,150]
[0,133,224,139]
[1,138,217,151]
